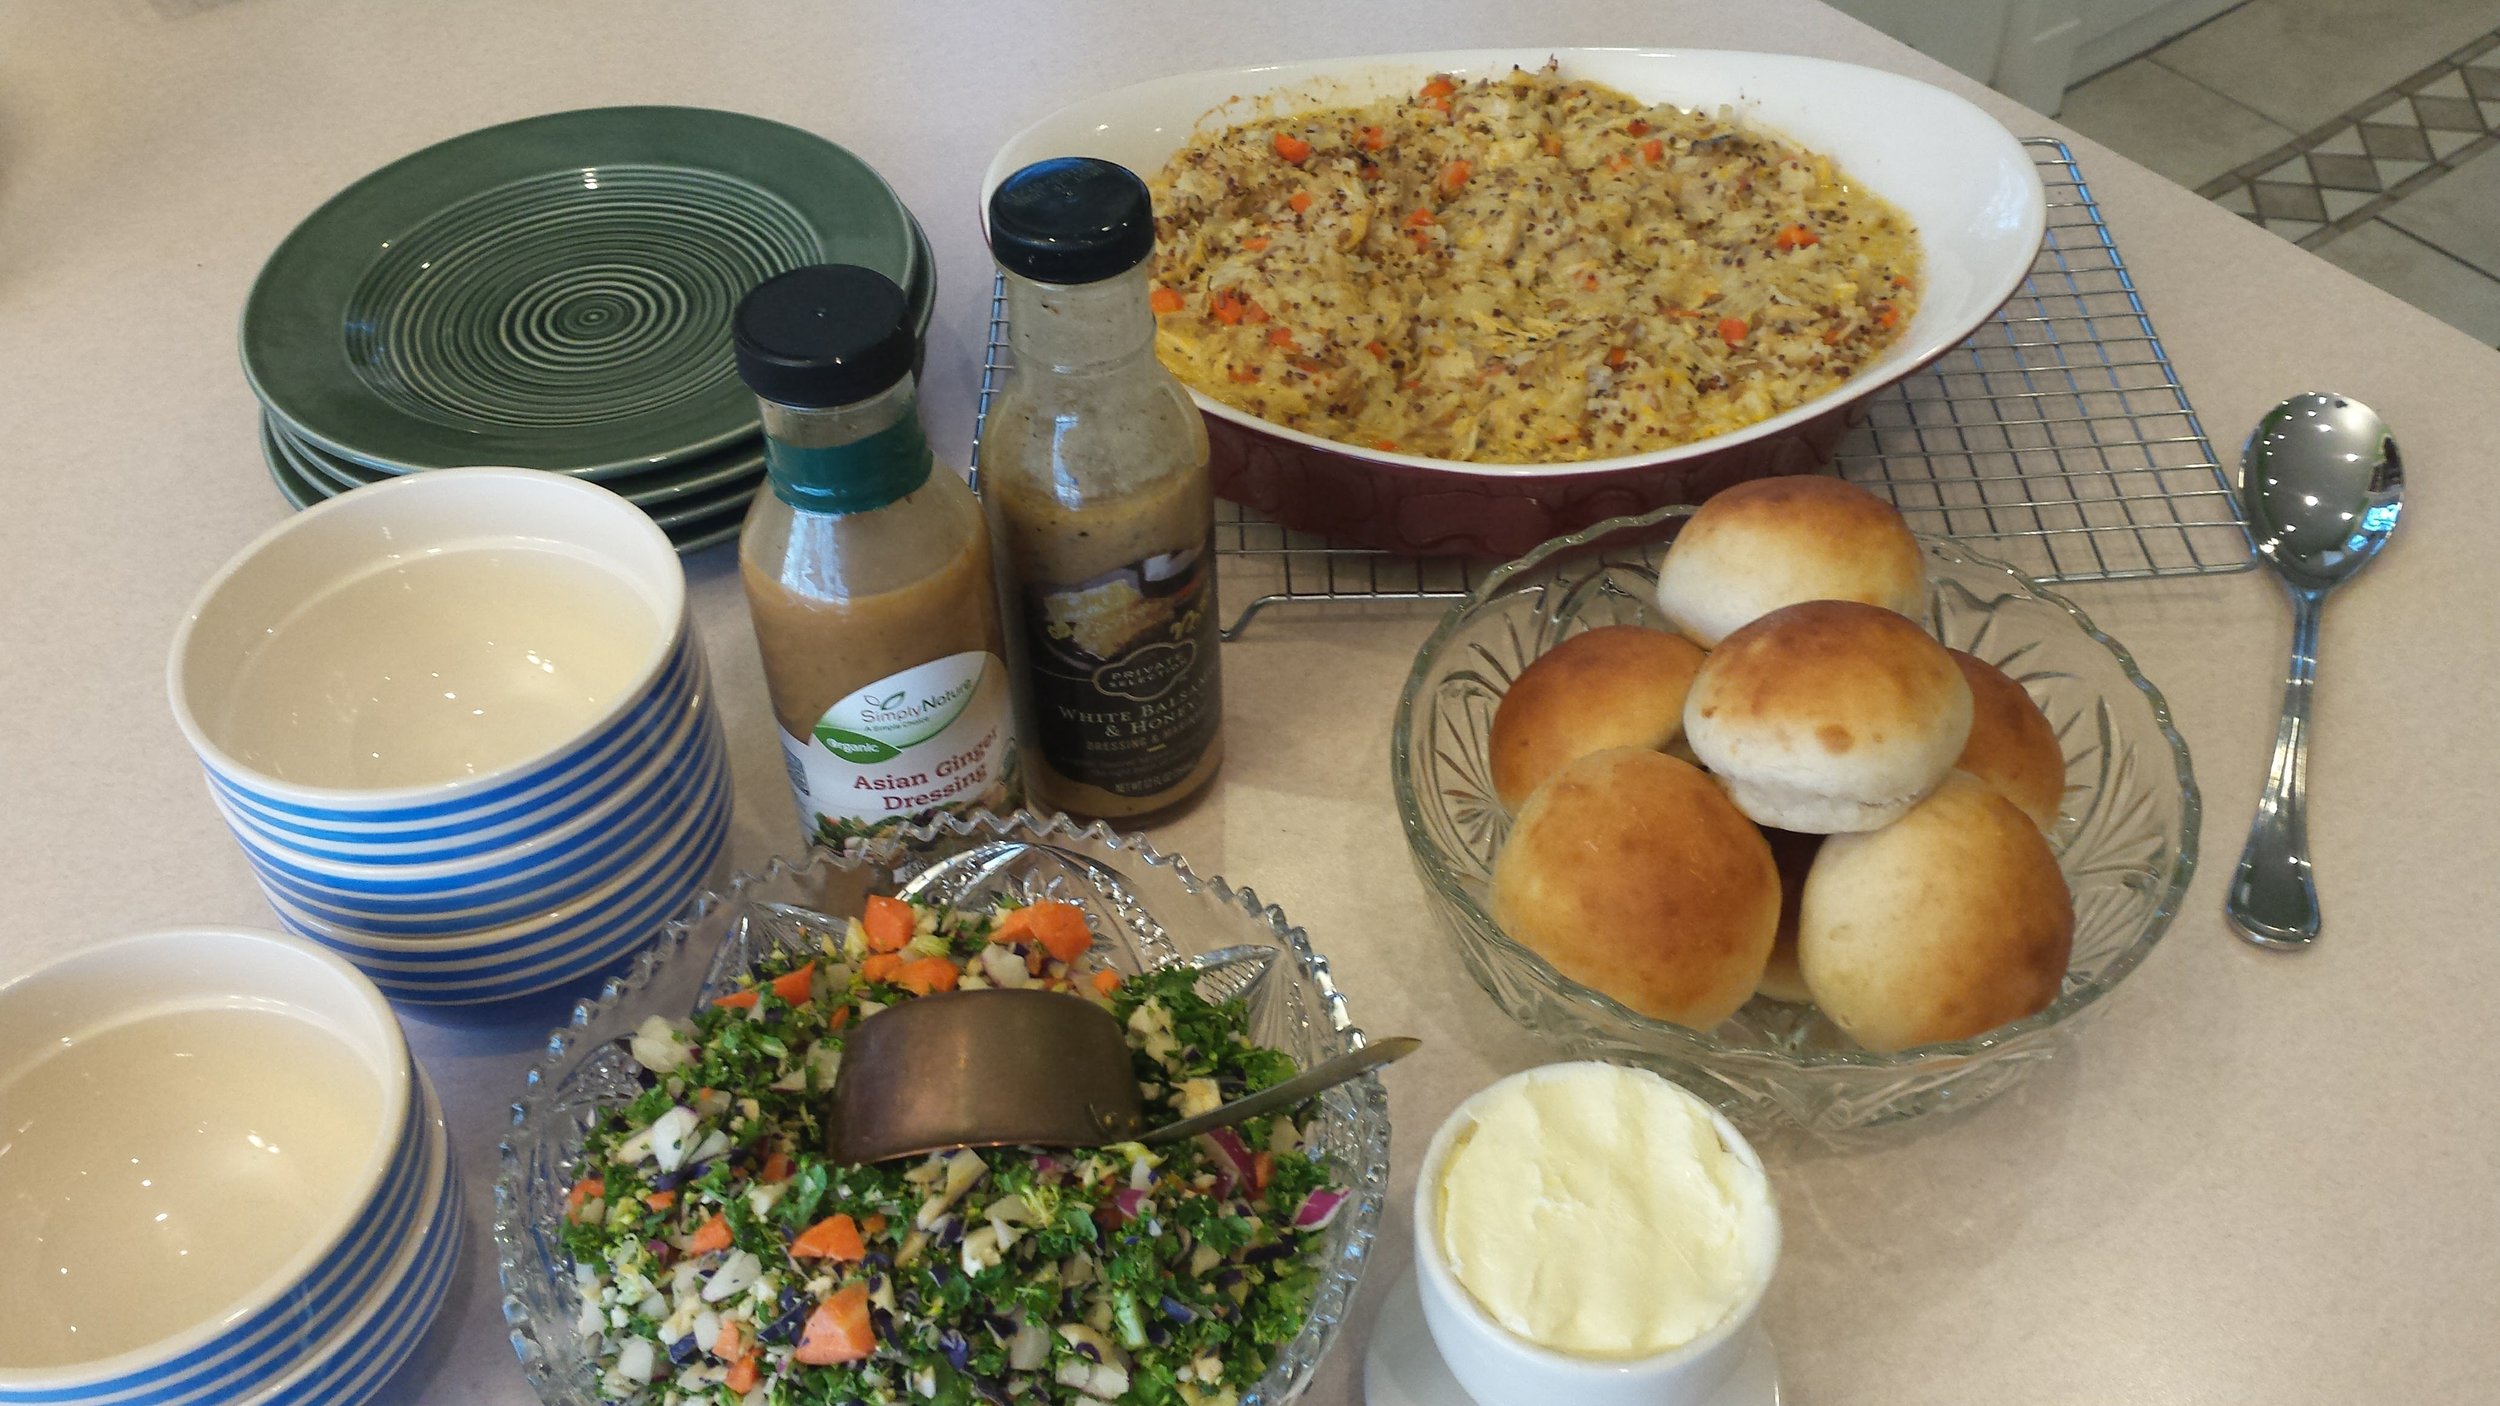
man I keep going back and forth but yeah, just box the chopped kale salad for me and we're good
[560,895,1347,1405]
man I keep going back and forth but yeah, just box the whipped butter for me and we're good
[1435,1063,1774,1358]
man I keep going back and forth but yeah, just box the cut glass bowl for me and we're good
[493,812,1389,1404]
[1393,504,2198,1141]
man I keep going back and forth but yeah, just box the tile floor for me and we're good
[2061,0,2500,345]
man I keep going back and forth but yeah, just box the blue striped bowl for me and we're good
[169,470,730,1010]
[261,754,734,1007]
[0,928,456,1406]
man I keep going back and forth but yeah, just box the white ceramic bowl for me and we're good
[169,466,685,821]
[0,927,453,1406]
[985,47,2047,556]
[168,470,732,1007]
[1413,1062,1781,1406]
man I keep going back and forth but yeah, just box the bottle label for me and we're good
[780,651,1019,845]
[1022,536,1221,798]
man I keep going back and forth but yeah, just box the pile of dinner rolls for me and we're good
[1486,476,2074,1052]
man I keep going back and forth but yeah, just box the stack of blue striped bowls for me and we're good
[0,928,462,1406]
[168,469,733,1010]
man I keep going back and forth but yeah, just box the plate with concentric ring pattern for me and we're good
[243,107,923,476]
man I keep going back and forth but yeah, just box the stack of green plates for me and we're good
[242,106,934,551]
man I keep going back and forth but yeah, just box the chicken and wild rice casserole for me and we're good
[1148,66,1922,463]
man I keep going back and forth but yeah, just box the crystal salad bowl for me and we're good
[1393,504,2198,1140]
[493,812,1390,1404]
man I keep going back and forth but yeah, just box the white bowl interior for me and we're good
[0,928,409,1379]
[170,468,685,803]
[983,47,2045,477]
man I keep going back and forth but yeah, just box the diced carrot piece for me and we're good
[1374,439,1398,451]
[1209,293,1246,326]
[1365,339,1388,359]
[1149,286,1186,314]
[1252,1150,1275,1192]
[995,902,1094,965]
[1288,191,1313,213]
[647,1189,677,1212]
[1405,208,1434,228]
[1266,327,1296,348]
[1605,346,1628,368]
[893,957,960,996]
[1273,132,1311,164]
[1607,152,1632,172]
[791,1212,867,1262]
[1718,316,1749,347]
[859,952,905,984]
[771,963,817,1006]
[828,1006,849,1032]
[1580,273,1599,292]
[1089,969,1122,996]
[1227,365,1260,383]
[1876,302,1902,329]
[714,1319,746,1359]
[1822,325,1847,346]
[1891,273,1913,288]
[794,1283,877,1366]
[1242,236,1271,252]
[1640,138,1665,165]
[862,896,917,952]
[565,1177,603,1221]
[1420,76,1456,100]
[1541,132,1564,157]
[760,1152,793,1185]
[1775,223,1819,250]
[688,1213,733,1256]
[711,989,760,1010]
[725,1353,760,1394]
[862,1213,888,1236]
[1438,159,1471,193]
[1359,125,1387,151]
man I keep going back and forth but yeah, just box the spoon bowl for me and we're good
[2228,392,2404,948]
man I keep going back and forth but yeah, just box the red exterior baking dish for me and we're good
[983,48,2046,557]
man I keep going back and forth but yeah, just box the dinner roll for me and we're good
[1950,650,2066,832]
[1655,475,1927,647]
[1755,827,1821,1004]
[1491,748,1779,1031]
[1797,772,2074,1052]
[1684,600,1973,833]
[1489,625,1708,810]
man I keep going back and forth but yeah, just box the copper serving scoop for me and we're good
[823,986,1418,1165]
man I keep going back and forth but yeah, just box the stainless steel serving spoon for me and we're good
[2228,393,2404,949]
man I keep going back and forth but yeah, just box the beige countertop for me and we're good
[2,1,2494,1402]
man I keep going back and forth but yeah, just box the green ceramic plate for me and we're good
[243,107,924,477]
[261,411,766,506]
[258,415,759,551]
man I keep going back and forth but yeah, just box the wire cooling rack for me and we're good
[975,139,2252,640]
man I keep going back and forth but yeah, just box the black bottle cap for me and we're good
[733,265,917,408]
[987,157,1157,285]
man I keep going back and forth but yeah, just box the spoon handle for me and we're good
[2228,586,2324,948]
[1140,1037,1421,1145]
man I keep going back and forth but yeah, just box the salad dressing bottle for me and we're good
[734,265,1021,844]
[981,158,1223,819]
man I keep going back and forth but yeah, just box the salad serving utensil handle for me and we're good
[2226,586,2323,948]
[1142,1037,1421,1145]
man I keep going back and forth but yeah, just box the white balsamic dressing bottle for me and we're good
[980,158,1222,819]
